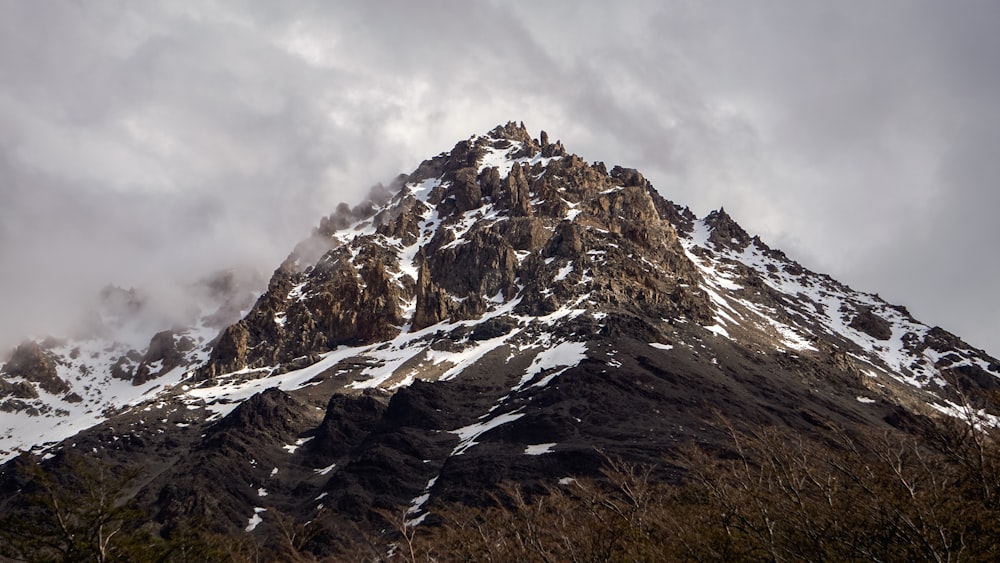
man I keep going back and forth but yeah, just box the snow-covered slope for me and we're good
[0,327,211,459]
[0,270,262,460]
[678,211,1000,419]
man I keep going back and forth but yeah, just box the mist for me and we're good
[2,2,998,356]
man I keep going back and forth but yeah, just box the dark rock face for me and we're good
[310,391,389,461]
[1,342,68,395]
[133,331,187,385]
[201,243,408,379]
[110,331,198,385]
[0,378,39,413]
[145,388,318,532]
[704,208,752,251]
[207,321,251,377]
[850,309,893,341]
[0,379,37,400]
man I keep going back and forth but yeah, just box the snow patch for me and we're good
[282,436,314,453]
[524,443,556,455]
[515,341,587,390]
[245,507,266,532]
[451,410,525,456]
[705,324,731,339]
[554,263,573,281]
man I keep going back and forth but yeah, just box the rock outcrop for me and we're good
[199,121,715,378]
[1,342,69,395]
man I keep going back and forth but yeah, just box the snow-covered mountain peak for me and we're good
[192,123,710,392]
[3,123,1000,556]
[175,124,999,425]
[2,123,999,537]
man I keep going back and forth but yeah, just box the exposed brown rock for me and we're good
[110,356,136,382]
[133,330,187,385]
[503,163,533,217]
[413,260,452,330]
[207,321,251,377]
[375,196,429,246]
[849,309,893,341]
[489,121,536,147]
[548,221,584,258]
[1,342,69,395]
[0,379,38,400]
[447,167,483,213]
[426,228,519,302]
[704,208,752,251]
[497,217,551,251]
[646,187,696,235]
[355,245,405,342]
[478,166,502,200]
[609,165,650,189]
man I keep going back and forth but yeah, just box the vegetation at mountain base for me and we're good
[3,397,1000,562]
[0,451,266,562]
[0,453,151,562]
[366,406,1000,563]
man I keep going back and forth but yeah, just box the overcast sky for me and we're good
[1,1,998,356]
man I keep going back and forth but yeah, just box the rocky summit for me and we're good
[2,122,999,560]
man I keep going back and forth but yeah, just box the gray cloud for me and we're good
[1,1,998,354]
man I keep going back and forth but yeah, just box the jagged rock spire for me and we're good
[704,207,752,251]
[195,123,714,378]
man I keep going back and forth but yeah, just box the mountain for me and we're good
[1,122,998,559]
